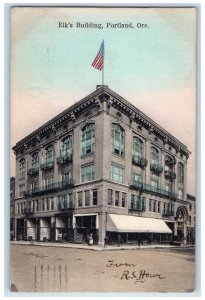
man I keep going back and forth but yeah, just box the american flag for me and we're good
[91,41,104,71]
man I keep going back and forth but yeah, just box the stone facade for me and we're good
[12,85,194,245]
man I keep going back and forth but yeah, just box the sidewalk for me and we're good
[10,241,194,251]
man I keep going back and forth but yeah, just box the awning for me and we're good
[107,214,172,234]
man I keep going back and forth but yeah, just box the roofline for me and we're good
[12,85,190,155]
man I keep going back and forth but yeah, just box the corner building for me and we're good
[13,86,192,245]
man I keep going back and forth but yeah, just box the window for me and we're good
[78,192,83,207]
[30,182,37,193]
[81,123,95,156]
[115,191,120,206]
[178,189,183,200]
[19,185,25,197]
[171,203,174,215]
[92,190,98,206]
[35,200,39,212]
[151,147,159,164]
[19,159,25,178]
[58,194,73,209]
[41,199,45,211]
[153,200,157,212]
[44,177,53,189]
[122,193,127,207]
[81,164,94,182]
[62,172,71,186]
[149,199,152,211]
[189,216,191,225]
[61,136,72,158]
[85,190,90,206]
[46,198,50,210]
[133,137,143,157]
[112,124,124,156]
[51,197,55,210]
[108,189,113,205]
[45,145,54,164]
[32,153,39,169]
[110,164,123,183]
[158,201,161,213]
[132,173,142,184]
[141,197,146,211]
[178,162,184,184]
[151,179,159,191]
[163,202,167,214]
[189,203,192,211]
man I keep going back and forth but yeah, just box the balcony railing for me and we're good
[150,163,163,175]
[144,184,177,199]
[165,157,176,166]
[132,155,148,168]
[23,180,74,197]
[165,170,176,180]
[129,204,146,213]
[27,167,39,176]
[40,161,54,171]
[57,154,72,165]
[129,180,144,191]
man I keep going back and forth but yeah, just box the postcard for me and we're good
[10,6,196,293]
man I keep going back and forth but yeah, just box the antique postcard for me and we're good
[10,6,196,293]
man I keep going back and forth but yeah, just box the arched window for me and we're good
[61,136,72,158]
[19,159,25,178]
[81,123,95,156]
[45,145,54,163]
[32,153,39,169]
[133,137,143,157]
[178,162,184,184]
[112,123,124,156]
[151,147,159,164]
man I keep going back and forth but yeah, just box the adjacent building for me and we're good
[12,85,195,245]
[10,177,15,240]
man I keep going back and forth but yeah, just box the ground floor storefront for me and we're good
[14,212,191,246]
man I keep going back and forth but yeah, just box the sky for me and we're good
[10,7,196,195]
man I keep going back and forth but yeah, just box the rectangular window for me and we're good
[92,190,98,206]
[62,172,71,186]
[141,197,146,211]
[36,200,39,212]
[158,201,161,213]
[122,192,127,207]
[115,191,120,206]
[164,202,167,214]
[110,164,123,183]
[51,197,54,210]
[131,194,135,209]
[19,185,25,197]
[42,198,45,211]
[153,200,157,212]
[85,190,90,206]
[78,192,83,207]
[46,198,50,210]
[30,182,37,193]
[171,203,174,215]
[168,203,171,214]
[149,199,152,212]
[81,164,94,182]
[108,189,113,205]
[178,189,183,200]
[45,177,53,190]
[151,180,159,190]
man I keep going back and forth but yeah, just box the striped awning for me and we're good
[107,214,172,234]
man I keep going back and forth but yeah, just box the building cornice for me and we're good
[12,85,191,157]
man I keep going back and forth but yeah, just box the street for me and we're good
[10,244,195,293]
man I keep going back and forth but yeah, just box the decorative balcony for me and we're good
[57,154,72,165]
[150,163,163,175]
[132,155,148,168]
[144,184,177,199]
[165,157,176,166]
[129,180,144,191]
[27,167,39,176]
[165,170,176,180]
[40,161,54,171]
[23,180,74,197]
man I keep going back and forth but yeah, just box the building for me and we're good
[12,85,194,245]
[186,194,196,245]
[10,177,15,240]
